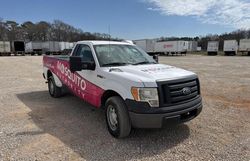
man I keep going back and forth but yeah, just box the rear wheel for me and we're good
[105,96,131,138]
[48,76,62,98]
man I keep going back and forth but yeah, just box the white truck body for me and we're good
[42,41,60,52]
[133,39,155,53]
[25,42,43,52]
[154,41,189,53]
[223,40,238,55]
[59,42,75,51]
[223,40,238,52]
[0,41,11,53]
[239,39,250,51]
[207,41,219,52]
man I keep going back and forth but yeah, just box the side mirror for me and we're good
[69,56,96,72]
[70,56,82,72]
[152,54,159,63]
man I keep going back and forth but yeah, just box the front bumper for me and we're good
[126,96,202,128]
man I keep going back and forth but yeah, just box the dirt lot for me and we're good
[0,55,249,161]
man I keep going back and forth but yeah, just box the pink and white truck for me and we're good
[43,41,202,138]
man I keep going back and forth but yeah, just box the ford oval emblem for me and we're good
[182,87,191,95]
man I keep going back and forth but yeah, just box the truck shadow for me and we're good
[17,91,190,160]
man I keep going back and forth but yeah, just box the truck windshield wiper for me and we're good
[133,61,156,65]
[102,62,129,67]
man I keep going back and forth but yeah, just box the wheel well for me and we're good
[101,90,122,108]
[47,70,52,80]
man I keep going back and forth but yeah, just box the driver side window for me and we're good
[73,44,94,62]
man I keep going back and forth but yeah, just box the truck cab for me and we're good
[43,41,202,138]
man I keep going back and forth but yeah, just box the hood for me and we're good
[107,64,196,83]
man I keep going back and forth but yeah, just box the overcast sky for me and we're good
[0,0,249,39]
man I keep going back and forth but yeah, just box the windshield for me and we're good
[94,44,156,67]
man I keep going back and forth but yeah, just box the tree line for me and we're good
[1,18,249,51]
[157,29,250,50]
[0,18,118,42]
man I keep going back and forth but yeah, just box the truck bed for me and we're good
[44,55,70,61]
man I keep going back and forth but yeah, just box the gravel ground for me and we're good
[0,55,249,161]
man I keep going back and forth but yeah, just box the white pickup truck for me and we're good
[43,41,202,138]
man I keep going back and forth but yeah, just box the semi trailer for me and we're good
[154,41,189,55]
[133,39,156,55]
[207,41,219,55]
[42,41,60,55]
[12,41,25,56]
[223,40,238,56]
[25,41,43,55]
[239,39,250,56]
[0,41,11,56]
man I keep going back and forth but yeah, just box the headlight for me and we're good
[131,87,159,107]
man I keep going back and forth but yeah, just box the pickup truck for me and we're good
[43,41,202,138]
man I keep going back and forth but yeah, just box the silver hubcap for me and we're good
[107,105,118,131]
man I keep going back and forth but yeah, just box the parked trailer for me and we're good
[223,40,238,56]
[239,39,250,56]
[188,41,198,52]
[12,41,25,56]
[42,41,60,55]
[154,41,189,55]
[25,41,43,55]
[207,41,219,55]
[0,41,11,56]
[133,39,156,55]
[59,42,75,55]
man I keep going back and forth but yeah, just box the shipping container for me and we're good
[59,42,69,51]
[223,40,238,55]
[133,39,156,55]
[12,41,25,55]
[42,41,60,54]
[188,41,198,52]
[207,41,219,55]
[154,41,188,55]
[25,41,43,55]
[0,41,11,56]
[239,39,250,55]
[59,42,76,55]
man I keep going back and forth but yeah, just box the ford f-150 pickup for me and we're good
[43,41,202,138]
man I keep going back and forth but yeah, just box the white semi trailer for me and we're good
[239,39,250,55]
[0,41,11,56]
[25,41,43,55]
[42,41,60,55]
[154,41,189,55]
[223,40,238,56]
[133,39,156,55]
[26,41,63,55]
[207,41,219,55]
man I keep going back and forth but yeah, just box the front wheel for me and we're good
[105,96,131,138]
[48,76,62,98]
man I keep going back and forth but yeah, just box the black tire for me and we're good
[105,96,131,138]
[48,76,62,98]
